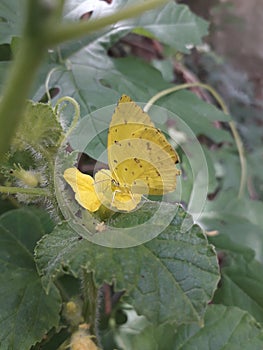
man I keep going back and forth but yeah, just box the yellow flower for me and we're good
[63,168,142,212]
[63,168,101,212]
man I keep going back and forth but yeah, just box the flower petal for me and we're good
[63,168,101,212]
[94,170,113,207]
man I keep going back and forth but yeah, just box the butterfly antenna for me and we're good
[93,178,110,185]
[93,169,112,185]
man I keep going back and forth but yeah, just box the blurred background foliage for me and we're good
[0,0,263,349]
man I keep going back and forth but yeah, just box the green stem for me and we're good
[144,83,227,112]
[0,186,50,196]
[45,67,61,103]
[228,121,247,198]
[0,39,45,158]
[81,270,98,336]
[45,0,170,46]
[144,83,247,198]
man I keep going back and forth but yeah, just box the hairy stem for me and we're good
[0,186,50,196]
[81,270,98,336]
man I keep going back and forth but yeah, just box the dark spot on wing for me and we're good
[146,142,152,151]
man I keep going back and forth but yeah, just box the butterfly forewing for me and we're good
[107,95,180,197]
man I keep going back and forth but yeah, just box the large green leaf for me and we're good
[200,191,263,262]
[0,0,26,44]
[35,205,219,326]
[209,234,263,324]
[60,0,208,55]
[119,2,209,53]
[2,0,207,52]
[174,305,263,349]
[115,305,263,349]
[0,209,61,350]
[31,1,227,142]
[202,146,243,193]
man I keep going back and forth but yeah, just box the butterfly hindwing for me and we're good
[108,136,179,195]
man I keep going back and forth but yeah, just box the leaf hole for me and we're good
[38,87,60,103]
[80,11,93,20]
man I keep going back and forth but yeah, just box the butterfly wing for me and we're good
[108,95,180,195]
[109,137,180,195]
[109,95,179,162]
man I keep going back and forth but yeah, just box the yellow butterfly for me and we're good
[64,95,180,212]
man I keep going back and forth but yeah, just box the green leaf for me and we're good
[201,145,218,194]
[31,1,223,141]
[209,234,263,324]
[0,209,61,350]
[25,1,228,147]
[175,305,263,350]
[248,149,263,200]
[115,305,263,350]
[151,58,174,82]
[204,146,242,192]
[157,90,232,144]
[122,2,209,53]
[200,191,263,262]
[115,312,175,350]
[0,270,60,350]
[61,1,208,54]
[12,101,62,154]
[0,0,26,44]
[35,205,219,326]
[0,198,15,215]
